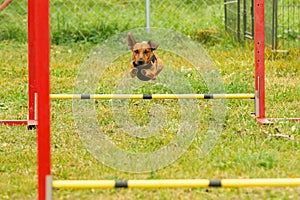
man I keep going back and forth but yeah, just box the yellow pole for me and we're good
[128,179,210,188]
[50,93,255,100]
[52,178,300,189]
[52,180,116,189]
[222,178,300,187]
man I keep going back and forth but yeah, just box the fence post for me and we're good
[146,0,151,31]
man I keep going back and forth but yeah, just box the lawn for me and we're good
[0,0,300,199]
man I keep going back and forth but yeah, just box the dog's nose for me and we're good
[137,59,145,65]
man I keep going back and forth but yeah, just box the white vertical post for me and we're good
[45,175,53,200]
[146,0,151,31]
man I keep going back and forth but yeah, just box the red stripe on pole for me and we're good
[29,0,51,199]
[254,0,265,118]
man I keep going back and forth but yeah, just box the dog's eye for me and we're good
[144,50,149,54]
[134,50,139,54]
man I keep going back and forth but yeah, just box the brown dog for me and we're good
[126,32,163,81]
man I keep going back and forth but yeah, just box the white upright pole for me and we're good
[146,0,151,31]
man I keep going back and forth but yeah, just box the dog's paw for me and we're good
[132,68,138,75]
[130,68,138,77]
[141,69,157,80]
[141,69,147,76]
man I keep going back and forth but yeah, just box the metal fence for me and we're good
[224,0,254,41]
[224,0,241,41]
[0,0,223,44]
[275,0,300,51]
[224,0,300,51]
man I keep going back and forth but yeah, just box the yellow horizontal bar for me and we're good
[128,179,210,188]
[52,178,300,189]
[222,178,300,187]
[52,180,115,189]
[49,94,81,99]
[151,94,203,99]
[214,94,255,99]
[50,94,255,100]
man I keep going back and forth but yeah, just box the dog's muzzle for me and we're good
[133,55,157,81]
[137,58,145,65]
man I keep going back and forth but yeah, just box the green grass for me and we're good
[0,0,224,44]
[1,1,300,199]
[1,38,299,199]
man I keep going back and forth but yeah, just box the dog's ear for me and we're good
[126,32,137,50]
[148,41,159,50]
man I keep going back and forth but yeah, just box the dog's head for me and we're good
[126,32,158,65]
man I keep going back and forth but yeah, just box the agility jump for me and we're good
[1,0,299,127]
[51,178,300,189]
[50,93,255,100]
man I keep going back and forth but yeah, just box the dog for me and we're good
[126,32,163,81]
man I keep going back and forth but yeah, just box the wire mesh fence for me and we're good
[224,0,300,51]
[224,0,241,41]
[0,0,223,45]
[224,0,254,41]
[275,0,300,51]
[243,0,254,40]
[0,0,27,42]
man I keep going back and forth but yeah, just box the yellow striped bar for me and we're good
[50,93,255,100]
[52,178,300,189]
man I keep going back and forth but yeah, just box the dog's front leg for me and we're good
[130,68,138,78]
[142,69,156,80]
[154,64,163,77]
